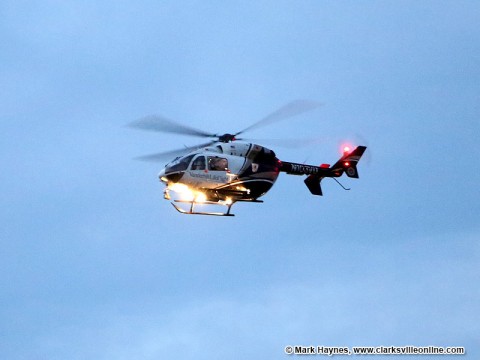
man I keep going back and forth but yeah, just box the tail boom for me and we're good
[279,145,367,196]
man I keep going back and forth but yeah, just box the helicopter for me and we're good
[130,100,367,216]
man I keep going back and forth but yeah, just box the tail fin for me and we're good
[304,174,324,195]
[330,146,367,178]
[303,146,367,196]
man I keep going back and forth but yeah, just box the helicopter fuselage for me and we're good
[159,142,281,202]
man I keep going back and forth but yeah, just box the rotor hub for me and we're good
[218,133,236,143]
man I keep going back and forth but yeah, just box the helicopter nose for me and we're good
[158,168,167,183]
[158,169,184,183]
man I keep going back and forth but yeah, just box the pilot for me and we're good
[192,157,205,170]
[212,158,228,171]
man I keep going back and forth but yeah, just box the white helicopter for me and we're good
[130,100,367,216]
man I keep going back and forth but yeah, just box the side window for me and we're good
[191,156,205,170]
[208,156,228,171]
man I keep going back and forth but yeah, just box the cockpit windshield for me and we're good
[165,154,195,173]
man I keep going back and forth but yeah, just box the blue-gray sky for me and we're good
[1,1,479,359]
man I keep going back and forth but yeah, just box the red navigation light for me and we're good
[344,161,350,167]
[343,146,351,154]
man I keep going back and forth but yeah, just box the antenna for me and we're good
[332,177,350,191]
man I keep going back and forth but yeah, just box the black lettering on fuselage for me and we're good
[290,164,319,175]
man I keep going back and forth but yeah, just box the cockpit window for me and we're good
[208,156,228,171]
[165,154,195,173]
[191,156,206,170]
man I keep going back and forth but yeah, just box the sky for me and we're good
[1,1,479,359]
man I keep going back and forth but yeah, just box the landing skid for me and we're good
[171,200,235,216]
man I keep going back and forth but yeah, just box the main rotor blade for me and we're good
[236,99,322,136]
[134,141,216,162]
[129,115,215,138]
[238,136,328,149]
